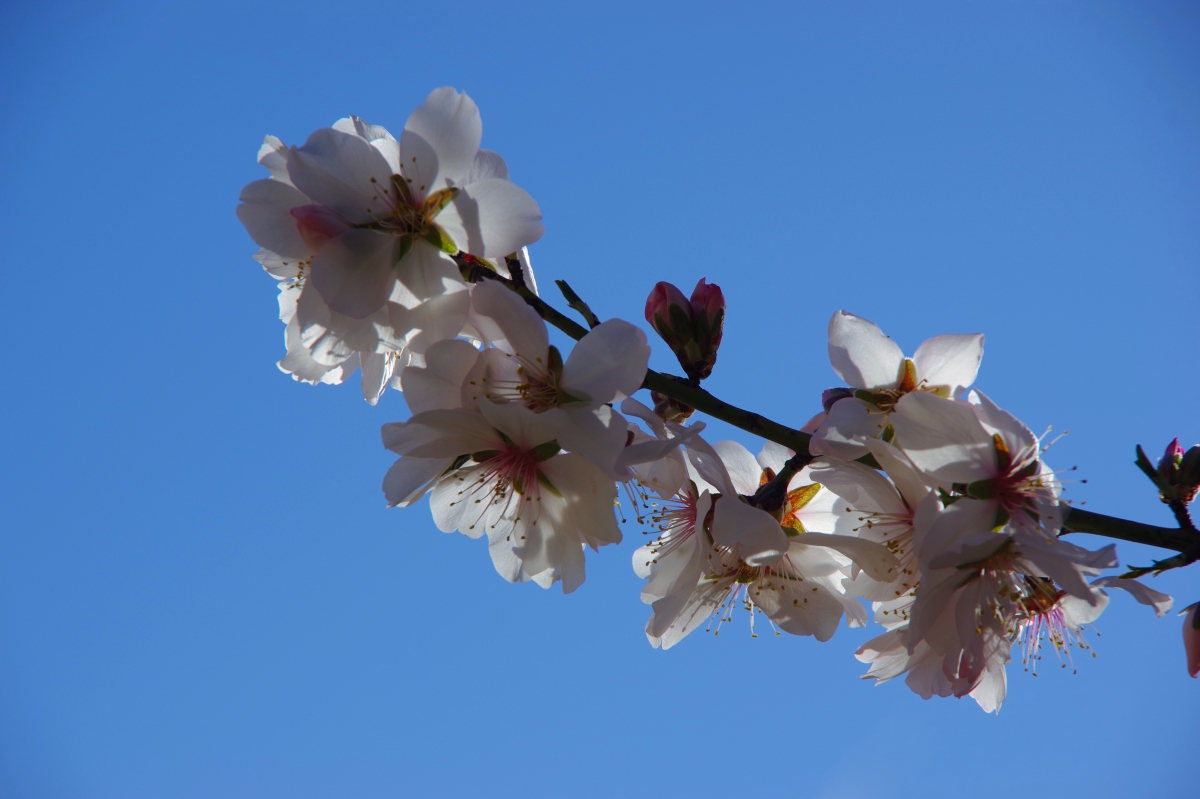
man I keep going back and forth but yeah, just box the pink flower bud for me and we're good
[689,278,725,321]
[644,282,692,334]
[290,204,350,252]
[1184,602,1200,678]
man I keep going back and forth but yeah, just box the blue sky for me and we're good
[1,1,1198,797]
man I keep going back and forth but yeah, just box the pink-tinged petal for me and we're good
[401,339,480,414]
[468,279,549,358]
[827,310,904,390]
[382,455,454,507]
[711,497,788,566]
[290,204,350,252]
[891,392,995,484]
[307,229,395,319]
[911,333,984,395]
[562,319,650,404]
[287,127,395,225]
[401,87,482,192]
[437,178,544,258]
[237,178,313,259]
[1091,576,1174,618]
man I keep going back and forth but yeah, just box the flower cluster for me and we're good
[239,88,1182,713]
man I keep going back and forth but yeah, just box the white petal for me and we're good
[467,148,509,182]
[562,319,650,404]
[864,439,931,511]
[476,400,566,450]
[401,339,480,414]
[393,241,463,303]
[807,460,907,517]
[808,398,886,460]
[711,440,762,496]
[751,575,845,641]
[359,351,393,404]
[890,392,994,484]
[382,456,453,507]
[1091,575,1173,617]
[468,280,549,358]
[558,406,631,479]
[827,310,904,389]
[287,127,394,224]
[401,87,482,192]
[912,334,984,395]
[384,409,496,458]
[711,497,788,566]
[256,135,293,184]
[800,534,899,582]
[437,178,544,258]
[308,229,396,319]
[540,453,622,550]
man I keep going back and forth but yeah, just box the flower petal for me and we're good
[401,87,482,192]
[438,178,544,258]
[912,333,984,395]
[562,319,650,404]
[287,127,395,225]
[827,310,904,389]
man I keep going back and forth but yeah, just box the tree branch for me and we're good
[461,258,1200,566]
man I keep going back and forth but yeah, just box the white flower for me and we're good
[634,436,897,648]
[810,311,984,460]
[808,441,935,607]
[464,280,650,477]
[382,399,620,593]
[237,88,543,400]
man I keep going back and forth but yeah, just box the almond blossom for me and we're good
[382,399,620,593]
[634,436,897,648]
[237,88,543,401]
[464,280,650,477]
[810,310,984,460]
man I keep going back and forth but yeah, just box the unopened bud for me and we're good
[688,278,725,380]
[1157,438,1199,504]
[644,279,726,382]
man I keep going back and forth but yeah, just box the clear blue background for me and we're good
[2,1,1198,797]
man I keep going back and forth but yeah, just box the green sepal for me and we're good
[528,441,561,462]
[443,453,471,474]
[537,470,563,498]
[393,236,413,265]
[422,224,458,254]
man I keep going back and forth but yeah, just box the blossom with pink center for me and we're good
[463,280,650,478]
[381,399,620,593]
[238,88,543,402]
